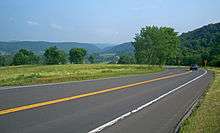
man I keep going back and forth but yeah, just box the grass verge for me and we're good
[0,64,163,87]
[180,68,220,133]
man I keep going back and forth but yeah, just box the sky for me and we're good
[0,0,220,44]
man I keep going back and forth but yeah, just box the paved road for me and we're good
[0,68,213,133]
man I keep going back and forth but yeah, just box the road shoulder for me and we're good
[179,68,219,133]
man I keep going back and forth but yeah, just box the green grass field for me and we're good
[180,68,220,133]
[0,64,163,87]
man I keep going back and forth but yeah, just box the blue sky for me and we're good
[0,0,220,44]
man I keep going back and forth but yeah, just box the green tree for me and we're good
[44,46,67,65]
[1,54,13,66]
[182,55,201,66]
[118,55,136,64]
[209,54,220,66]
[69,48,87,64]
[0,53,6,66]
[133,26,179,65]
[12,49,39,65]
[209,43,220,66]
[88,55,95,64]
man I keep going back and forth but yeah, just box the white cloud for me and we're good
[27,20,39,26]
[50,23,63,30]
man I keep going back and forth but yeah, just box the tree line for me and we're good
[132,23,220,67]
[1,23,219,67]
[0,47,91,66]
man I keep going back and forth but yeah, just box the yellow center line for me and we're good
[0,71,191,116]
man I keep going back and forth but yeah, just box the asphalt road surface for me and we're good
[0,68,213,133]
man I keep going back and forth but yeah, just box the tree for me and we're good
[118,55,136,64]
[44,46,67,65]
[133,26,180,65]
[209,54,220,67]
[182,55,201,66]
[12,49,39,65]
[69,48,87,64]
[0,54,13,66]
[0,53,6,66]
[88,55,95,64]
[209,43,220,66]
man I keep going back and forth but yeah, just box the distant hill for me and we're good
[0,41,101,54]
[102,42,135,55]
[93,43,116,49]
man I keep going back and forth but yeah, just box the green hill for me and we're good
[102,42,134,55]
[0,41,101,54]
[180,22,220,50]
[180,22,220,66]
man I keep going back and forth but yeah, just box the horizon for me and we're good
[1,22,219,45]
[1,0,220,44]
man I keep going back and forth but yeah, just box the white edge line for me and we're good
[88,70,207,133]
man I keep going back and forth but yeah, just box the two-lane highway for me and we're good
[0,68,212,133]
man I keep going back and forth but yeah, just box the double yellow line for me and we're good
[0,71,191,116]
